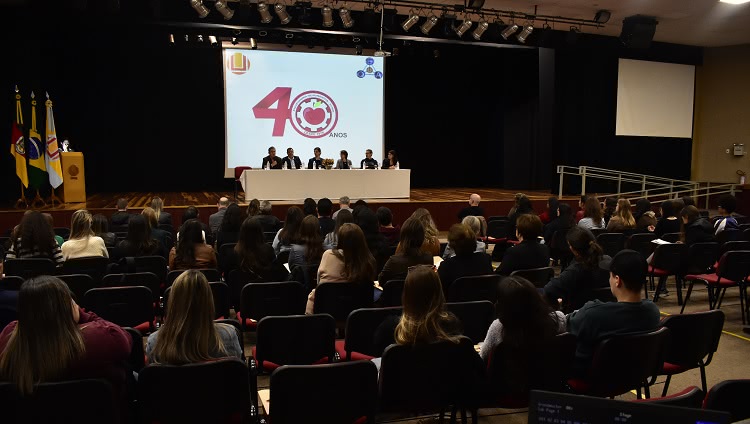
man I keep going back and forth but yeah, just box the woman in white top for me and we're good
[61,209,109,260]
[577,196,606,231]
[335,150,353,169]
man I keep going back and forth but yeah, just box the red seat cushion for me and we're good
[685,273,721,284]
[660,362,693,375]
[485,237,506,244]
[632,385,699,403]
[251,346,332,372]
[567,378,590,393]
[648,266,670,277]
[134,320,155,333]
[334,340,376,362]
[235,313,257,330]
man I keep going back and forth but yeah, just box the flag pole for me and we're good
[14,85,28,209]
[15,182,28,209]
[45,91,63,208]
[29,91,46,209]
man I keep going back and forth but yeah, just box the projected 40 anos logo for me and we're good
[252,87,338,139]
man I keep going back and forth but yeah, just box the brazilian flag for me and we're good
[28,92,47,189]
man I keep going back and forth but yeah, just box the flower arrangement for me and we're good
[322,158,334,169]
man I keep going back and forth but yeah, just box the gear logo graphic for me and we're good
[289,91,338,138]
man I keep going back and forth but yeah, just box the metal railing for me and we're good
[557,166,740,209]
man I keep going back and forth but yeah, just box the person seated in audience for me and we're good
[410,208,441,256]
[61,210,109,260]
[479,276,566,363]
[507,195,534,239]
[633,199,657,233]
[713,194,739,236]
[332,196,351,220]
[146,270,242,364]
[142,207,172,253]
[307,146,323,169]
[208,197,229,237]
[443,216,486,259]
[169,219,217,270]
[281,147,302,169]
[382,149,398,169]
[575,195,587,223]
[246,198,260,218]
[117,215,165,257]
[377,207,401,246]
[361,149,379,169]
[306,224,376,314]
[438,224,493,291]
[41,213,64,247]
[458,193,484,221]
[110,198,131,228]
[681,196,696,207]
[5,211,64,266]
[289,215,324,287]
[324,209,354,250]
[680,205,715,245]
[317,198,335,236]
[261,146,282,169]
[496,214,550,276]
[543,203,574,245]
[543,227,610,312]
[231,218,287,280]
[354,207,391,273]
[303,198,317,216]
[567,250,660,374]
[91,213,117,247]
[0,276,131,396]
[273,206,304,255]
[353,199,368,209]
[215,203,244,248]
[335,150,352,169]
[150,196,172,226]
[654,200,681,237]
[606,198,636,232]
[379,217,433,286]
[254,200,281,234]
[180,206,211,244]
[577,196,605,231]
[600,197,616,227]
[538,196,559,225]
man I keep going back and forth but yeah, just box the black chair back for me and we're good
[381,279,404,307]
[227,269,264,309]
[166,268,221,287]
[107,246,122,263]
[446,274,501,302]
[217,243,238,275]
[488,216,509,223]
[61,256,110,284]
[288,263,319,292]
[122,327,145,373]
[313,282,373,323]
[57,274,97,303]
[84,286,154,331]
[3,258,56,280]
[717,229,743,244]
[596,233,625,257]
[704,379,750,422]
[53,227,71,240]
[132,255,168,283]
[659,310,725,370]
[343,306,403,359]
[721,240,750,255]
[626,233,657,260]
[157,223,174,233]
[102,272,161,302]
[590,228,607,238]
[550,229,573,268]
[138,359,252,424]
[240,281,306,329]
[716,250,750,283]
[0,379,116,423]
[487,220,508,239]
[661,232,681,243]
[510,267,555,289]
[651,243,688,274]
[163,282,230,320]
[446,301,495,344]
[270,362,378,424]
[275,249,291,265]
[255,314,336,368]
[263,231,277,242]
[683,242,719,276]
[0,276,24,290]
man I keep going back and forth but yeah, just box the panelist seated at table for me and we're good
[335,150,353,169]
[307,146,323,169]
[382,149,399,169]
[360,149,379,169]
[281,147,302,169]
[261,146,283,169]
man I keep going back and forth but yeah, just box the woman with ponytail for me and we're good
[543,226,611,312]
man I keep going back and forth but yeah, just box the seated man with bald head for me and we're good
[209,197,230,237]
[458,193,484,221]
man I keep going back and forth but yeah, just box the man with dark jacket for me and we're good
[110,198,132,229]
[254,200,282,233]
[495,214,549,276]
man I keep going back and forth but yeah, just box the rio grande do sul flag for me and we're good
[27,91,47,189]
[11,88,29,187]
[45,92,63,188]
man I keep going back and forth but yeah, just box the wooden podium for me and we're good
[60,152,86,203]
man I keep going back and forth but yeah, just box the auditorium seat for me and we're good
[510,267,555,289]
[678,242,719,306]
[61,256,109,285]
[84,286,155,333]
[3,258,56,280]
[632,386,704,409]
[703,379,750,422]
[596,232,625,258]
[251,314,336,373]
[446,275,501,303]
[102,272,161,303]
[380,279,405,307]
[445,301,495,344]
[681,250,750,324]
[0,379,116,423]
[122,327,146,373]
[648,243,687,302]
[237,281,305,330]
[166,268,221,287]
[626,232,657,260]
[336,306,402,361]
[163,282,230,320]
[57,273,97,303]
[0,276,24,290]
[313,282,373,332]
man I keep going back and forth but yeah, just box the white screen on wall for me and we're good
[616,58,695,138]
[222,48,385,177]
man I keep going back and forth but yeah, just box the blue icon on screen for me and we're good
[356,57,383,79]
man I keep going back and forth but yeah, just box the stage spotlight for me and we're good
[420,15,438,34]
[168,34,175,44]
[356,45,362,55]
[197,34,204,43]
[516,24,533,43]
[214,0,234,19]
[454,19,473,37]
[339,7,354,28]
[472,20,488,40]
[501,24,518,39]
[250,37,258,49]
[257,2,273,23]
[231,37,238,45]
[209,35,218,46]
[321,5,334,27]
[297,4,313,26]
[275,4,292,24]
[190,0,209,18]
[402,13,419,32]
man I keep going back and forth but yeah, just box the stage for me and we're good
[0,188,575,234]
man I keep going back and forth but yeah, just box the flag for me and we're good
[27,91,47,189]
[45,93,63,188]
[10,88,28,188]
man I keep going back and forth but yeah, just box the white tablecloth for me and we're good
[240,169,411,201]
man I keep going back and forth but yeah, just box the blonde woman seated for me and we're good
[306,224,376,314]
[409,208,440,256]
[61,209,109,260]
[606,198,636,232]
[146,270,242,364]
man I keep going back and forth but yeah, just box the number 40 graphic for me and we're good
[252,87,291,137]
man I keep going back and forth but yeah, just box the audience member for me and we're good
[600,197,616,227]
[215,203,244,248]
[681,196,696,207]
[0,276,131,395]
[117,215,164,257]
[307,146,323,169]
[273,206,303,255]
[633,199,657,233]
[538,196,559,225]
[110,198,131,228]
[42,213,64,247]
[261,146,282,169]
[383,149,398,169]
[303,198,317,216]
[91,214,117,247]
[5,211,64,266]
[332,196,351,220]
[507,193,525,218]
[317,198,335,236]
[61,210,108,260]
[438,224,493,291]
[354,207,391,273]
[410,208,440,256]
[680,205,715,245]
[377,207,400,246]
[146,270,242,364]
[353,199,368,209]
[324,209,354,250]
[507,195,534,239]
[142,207,172,253]
[577,197,605,230]
[378,218,433,286]
[654,200,681,237]
[281,147,302,169]
[496,214,550,276]
[208,197,230,237]
[575,195,587,223]
[361,149,379,169]
[232,218,288,281]
[543,203,574,244]
[306,224,376,314]
[543,227,610,311]
[567,250,660,373]
[714,194,739,236]
[169,219,217,270]
[288,216,324,288]
[606,198,636,232]
[246,198,260,218]
[335,150,352,169]
[458,194,484,221]
[254,200,281,234]
[443,216,486,259]
[151,197,172,226]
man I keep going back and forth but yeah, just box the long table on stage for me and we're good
[240,169,411,201]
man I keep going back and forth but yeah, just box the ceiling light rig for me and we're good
[454,15,473,37]
[275,4,292,24]
[516,22,534,43]
[472,19,489,40]
[420,14,438,35]
[401,10,420,32]
[321,5,334,27]
[190,0,209,18]
[257,2,273,23]
[339,6,355,28]
[214,0,234,19]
